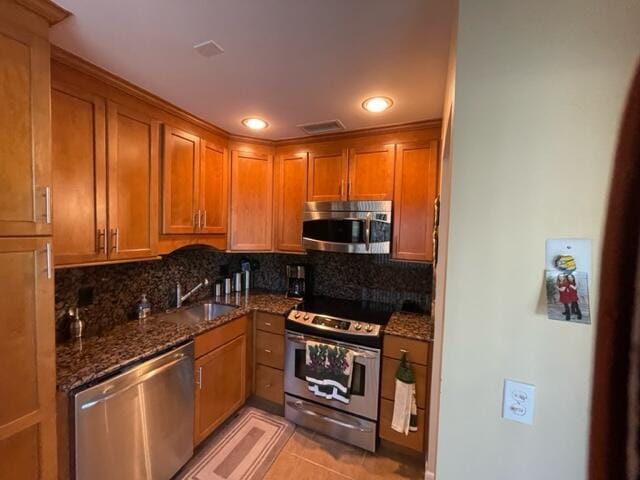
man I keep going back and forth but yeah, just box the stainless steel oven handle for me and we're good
[286,333,378,359]
[364,212,371,251]
[287,400,373,433]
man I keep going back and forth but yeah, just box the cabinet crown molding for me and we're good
[15,0,70,24]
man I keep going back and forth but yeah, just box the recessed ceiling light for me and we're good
[362,96,394,113]
[242,117,268,130]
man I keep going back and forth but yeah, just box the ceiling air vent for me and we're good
[193,40,224,58]
[297,119,346,135]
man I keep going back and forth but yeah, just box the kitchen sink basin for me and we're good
[160,302,237,326]
[190,302,237,321]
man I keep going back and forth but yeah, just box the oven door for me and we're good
[284,331,380,420]
[302,210,391,254]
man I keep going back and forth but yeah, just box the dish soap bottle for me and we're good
[137,294,151,319]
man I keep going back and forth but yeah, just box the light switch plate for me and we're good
[502,379,535,425]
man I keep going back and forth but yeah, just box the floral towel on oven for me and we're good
[305,341,354,404]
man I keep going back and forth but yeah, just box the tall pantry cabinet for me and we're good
[0,1,69,479]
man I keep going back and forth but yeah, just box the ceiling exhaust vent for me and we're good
[193,40,224,58]
[297,119,346,136]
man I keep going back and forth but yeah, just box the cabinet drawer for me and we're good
[381,358,428,410]
[195,315,248,358]
[255,330,284,369]
[255,365,284,405]
[383,335,430,366]
[255,311,285,335]
[379,398,426,452]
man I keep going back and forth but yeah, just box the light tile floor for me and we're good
[264,427,425,480]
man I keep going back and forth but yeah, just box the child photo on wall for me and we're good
[545,255,591,324]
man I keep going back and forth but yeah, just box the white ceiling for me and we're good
[51,0,454,140]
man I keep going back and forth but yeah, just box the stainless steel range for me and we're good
[284,296,393,452]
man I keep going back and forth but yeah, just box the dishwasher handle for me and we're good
[79,352,188,410]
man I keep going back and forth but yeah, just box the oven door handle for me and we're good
[286,333,378,359]
[287,400,374,433]
[364,212,371,251]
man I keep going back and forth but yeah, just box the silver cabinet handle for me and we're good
[340,179,344,198]
[111,228,119,252]
[287,400,373,433]
[97,229,107,254]
[264,322,272,327]
[43,186,51,224]
[364,212,371,251]
[45,242,52,279]
[264,383,272,388]
[202,210,207,228]
[196,366,202,389]
[264,349,272,354]
[347,180,351,198]
[194,210,202,230]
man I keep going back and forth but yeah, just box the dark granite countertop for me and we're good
[56,292,300,393]
[384,312,433,342]
[57,292,433,393]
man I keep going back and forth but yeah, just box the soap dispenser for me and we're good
[137,294,151,319]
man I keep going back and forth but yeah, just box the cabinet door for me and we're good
[162,126,200,234]
[392,141,438,262]
[275,152,307,252]
[0,238,56,479]
[194,334,246,444]
[0,20,52,236]
[230,149,274,251]
[307,148,348,201]
[51,83,107,265]
[106,102,159,260]
[347,144,395,200]
[199,140,228,234]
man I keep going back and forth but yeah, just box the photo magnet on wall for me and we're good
[544,239,591,324]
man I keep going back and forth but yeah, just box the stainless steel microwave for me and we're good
[302,201,392,254]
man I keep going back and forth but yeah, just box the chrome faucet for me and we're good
[176,278,209,308]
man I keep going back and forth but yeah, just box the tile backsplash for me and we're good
[55,248,431,341]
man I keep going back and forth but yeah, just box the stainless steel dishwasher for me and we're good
[73,342,194,480]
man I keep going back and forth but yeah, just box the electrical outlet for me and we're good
[502,379,535,425]
[78,286,94,307]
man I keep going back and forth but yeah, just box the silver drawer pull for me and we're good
[287,400,373,433]
[264,322,272,327]
[264,349,272,354]
[264,384,271,388]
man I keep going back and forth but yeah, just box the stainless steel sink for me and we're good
[160,302,237,326]
[190,302,237,321]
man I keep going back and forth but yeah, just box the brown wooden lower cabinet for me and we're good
[379,399,426,453]
[193,316,248,445]
[255,330,285,370]
[254,365,284,405]
[253,312,285,406]
[379,334,432,453]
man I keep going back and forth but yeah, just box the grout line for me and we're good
[291,455,355,479]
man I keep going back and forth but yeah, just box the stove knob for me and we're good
[365,324,374,332]
[354,322,362,331]
[294,312,301,319]
[303,314,310,321]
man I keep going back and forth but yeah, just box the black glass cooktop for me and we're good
[299,296,394,326]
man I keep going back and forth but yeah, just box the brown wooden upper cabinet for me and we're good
[230,148,274,251]
[275,151,308,252]
[0,16,52,237]
[392,141,439,262]
[307,145,394,202]
[307,147,348,201]
[347,144,395,200]
[162,126,228,235]
[107,102,159,261]
[51,94,159,265]
[52,83,108,265]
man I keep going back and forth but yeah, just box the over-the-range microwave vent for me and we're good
[297,119,346,135]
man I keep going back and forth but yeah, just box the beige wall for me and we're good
[437,1,640,479]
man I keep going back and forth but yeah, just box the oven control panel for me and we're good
[287,309,381,336]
